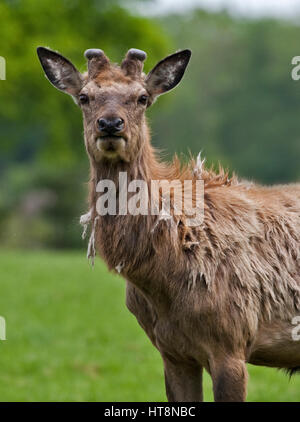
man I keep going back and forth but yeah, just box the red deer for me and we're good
[37,46,300,402]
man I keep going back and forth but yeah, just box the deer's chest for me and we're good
[125,281,209,364]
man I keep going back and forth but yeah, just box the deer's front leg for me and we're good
[210,356,248,402]
[162,355,203,402]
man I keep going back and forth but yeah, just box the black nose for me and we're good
[97,117,124,134]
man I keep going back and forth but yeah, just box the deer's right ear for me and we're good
[37,47,83,96]
[145,49,191,103]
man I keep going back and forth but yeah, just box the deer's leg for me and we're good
[162,355,203,402]
[210,356,248,402]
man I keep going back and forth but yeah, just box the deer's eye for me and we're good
[79,94,89,105]
[138,94,148,105]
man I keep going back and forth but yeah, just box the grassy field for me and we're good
[0,249,299,402]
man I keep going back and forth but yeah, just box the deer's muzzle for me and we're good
[97,117,124,135]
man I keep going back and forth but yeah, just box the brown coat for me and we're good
[37,46,300,401]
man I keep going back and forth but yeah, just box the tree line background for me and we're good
[1,0,300,249]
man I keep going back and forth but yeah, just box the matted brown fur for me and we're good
[37,46,300,402]
[89,138,300,402]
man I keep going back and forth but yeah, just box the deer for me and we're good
[37,46,300,402]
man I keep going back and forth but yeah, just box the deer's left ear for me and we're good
[37,47,83,96]
[145,49,191,102]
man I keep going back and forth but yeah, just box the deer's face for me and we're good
[79,68,150,163]
[37,47,191,163]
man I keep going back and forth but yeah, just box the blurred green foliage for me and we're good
[1,2,300,248]
[155,10,300,184]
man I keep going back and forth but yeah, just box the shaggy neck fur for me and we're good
[87,123,185,300]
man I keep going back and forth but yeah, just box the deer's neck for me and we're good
[88,122,165,210]
[88,128,167,284]
[86,129,200,304]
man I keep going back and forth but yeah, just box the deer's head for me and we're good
[37,46,191,163]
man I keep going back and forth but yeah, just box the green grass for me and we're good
[0,249,299,402]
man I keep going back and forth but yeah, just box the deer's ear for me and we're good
[145,50,191,101]
[37,47,83,96]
